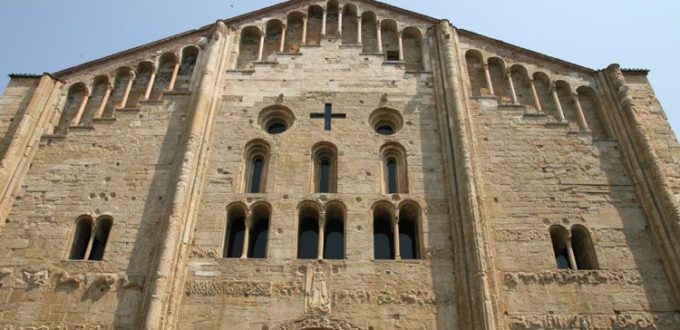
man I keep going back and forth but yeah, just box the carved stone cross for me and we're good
[310,103,346,131]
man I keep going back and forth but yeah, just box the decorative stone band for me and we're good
[508,312,680,329]
[504,270,645,287]
[279,317,362,330]
[184,280,272,297]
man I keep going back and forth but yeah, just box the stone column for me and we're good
[321,8,327,37]
[257,33,265,61]
[551,86,567,122]
[167,61,181,91]
[143,69,156,101]
[529,79,542,112]
[506,72,518,104]
[279,25,287,53]
[120,72,136,108]
[241,213,253,259]
[338,10,343,36]
[70,92,90,126]
[302,17,308,44]
[317,213,326,260]
[95,83,113,118]
[572,92,590,131]
[357,16,362,44]
[376,21,383,53]
[483,64,494,96]
[398,31,404,61]
[393,216,401,260]
[566,239,578,270]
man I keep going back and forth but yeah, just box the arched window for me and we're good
[399,202,421,259]
[237,26,262,69]
[571,226,598,270]
[150,53,178,100]
[307,5,323,45]
[176,46,199,90]
[326,0,339,38]
[488,57,511,104]
[555,80,580,130]
[223,204,247,258]
[465,50,486,97]
[285,12,305,53]
[402,27,424,71]
[361,11,378,53]
[373,203,395,260]
[264,20,284,60]
[106,68,134,117]
[243,140,270,193]
[89,217,112,261]
[125,61,154,107]
[380,20,399,61]
[533,72,557,118]
[550,226,571,269]
[381,143,408,194]
[248,203,270,258]
[341,4,358,44]
[312,142,338,193]
[81,75,110,125]
[56,83,88,134]
[69,216,93,260]
[510,65,533,107]
[324,202,345,259]
[577,86,608,140]
[298,203,320,259]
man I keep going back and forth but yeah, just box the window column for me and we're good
[397,31,404,61]
[167,60,181,91]
[376,19,383,53]
[240,211,253,259]
[566,239,577,270]
[317,212,326,260]
[551,85,567,122]
[321,8,327,37]
[483,64,495,96]
[529,78,542,112]
[393,215,401,260]
[572,92,590,131]
[279,24,287,53]
[257,33,265,61]
[507,72,518,104]
[71,89,90,126]
[95,82,113,118]
[119,72,135,108]
[357,15,362,44]
[302,16,308,44]
[143,67,157,101]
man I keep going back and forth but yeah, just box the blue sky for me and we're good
[1,0,678,134]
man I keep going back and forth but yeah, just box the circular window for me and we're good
[258,105,295,135]
[369,108,403,135]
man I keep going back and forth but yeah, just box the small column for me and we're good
[357,16,362,44]
[257,33,265,61]
[483,64,494,96]
[321,8,327,37]
[551,86,567,122]
[397,32,404,61]
[317,214,326,260]
[338,10,343,36]
[529,79,542,112]
[119,72,136,108]
[566,239,577,270]
[167,61,181,91]
[95,83,113,118]
[241,214,253,259]
[506,72,519,104]
[71,92,90,126]
[302,17,308,44]
[572,92,590,131]
[279,25,287,53]
[376,21,383,53]
[143,70,156,101]
[393,216,401,260]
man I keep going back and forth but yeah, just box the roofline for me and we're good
[8,73,42,79]
[456,28,595,74]
[622,68,650,75]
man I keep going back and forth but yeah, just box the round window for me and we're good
[369,108,404,136]
[258,105,296,135]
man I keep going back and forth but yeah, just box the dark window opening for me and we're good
[377,125,394,135]
[248,218,269,258]
[70,219,92,260]
[373,216,394,260]
[324,218,344,259]
[267,122,287,134]
[250,158,264,193]
[555,249,571,269]
[386,51,400,61]
[88,219,112,261]
[298,217,319,259]
[387,159,398,194]
[399,219,418,259]
[572,228,597,270]
[224,217,245,258]
[319,159,331,193]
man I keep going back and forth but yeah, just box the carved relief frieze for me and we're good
[190,246,219,258]
[495,229,546,242]
[16,270,50,288]
[504,270,643,287]
[185,280,272,297]
[508,313,680,329]
[333,288,450,306]
[279,318,362,330]
[273,281,304,297]
[0,325,106,330]
[508,314,592,329]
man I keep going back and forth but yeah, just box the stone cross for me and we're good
[310,103,346,131]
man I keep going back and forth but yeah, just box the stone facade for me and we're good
[0,1,678,329]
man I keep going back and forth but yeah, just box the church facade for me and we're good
[0,0,679,329]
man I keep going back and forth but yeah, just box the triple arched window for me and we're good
[69,215,113,261]
[549,225,598,270]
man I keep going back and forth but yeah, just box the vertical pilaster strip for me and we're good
[434,21,498,330]
[140,21,230,330]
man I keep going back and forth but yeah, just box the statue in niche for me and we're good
[305,262,331,314]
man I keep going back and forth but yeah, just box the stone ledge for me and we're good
[254,61,278,66]
[279,52,303,56]
[68,125,95,130]
[40,134,66,140]
[360,52,384,56]
[226,69,256,74]
[523,112,549,118]
[545,121,570,127]
[164,90,192,96]
[300,44,322,48]
[139,100,163,105]
[92,117,116,123]
[339,44,362,48]
[405,70,433,75]
[116,107,141,113]
[383,60,406,66]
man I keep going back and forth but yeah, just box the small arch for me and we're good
[373,201,396,260]
[248,202,271,258]
[380,142,409,194]
[56,82,88,134]
[237,26,263,69]
[285,11,305,53]
[264,19,284,61]
[488,57,511,104]
[380,19,399,61]
[176,46,199,90]
[361,11,378,53]
[577,86,608,139]
[555,80,579,130]
[258,105,296,134]
[223,203,248,258]
[125,61,155,107]
[326,0,340,38]
[243,139,271,193]
[533,72,558,119]
[571,225,598,270]
[311,142,338,193]
[69,216,93,260]
[105,67,134,117]
[89,216,112,261]
[510,65,533,107]
[81,75,110,125]
[150,52,178,100]
[324,201,346,259]
[402,26,423,71]
[549,225,571,269]
[307,5,324,45]
[465,50,486,97]
[341,4,358,44]
[298,202,321,259]
[398,201,421,259]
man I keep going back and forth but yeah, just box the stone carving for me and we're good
[610,314,657,329]
[504,270,643,287]
[494,229,546,242]
[273,281,304,297]
[55,270,85,287]
[279,318,362,330]
[190,246,218,258]
[185,280,271,297]
[119,275,145,290]
[0,325,104,330]
[0,268,11,280]
[90,273,116,290]
[20,270,50,288]
[305,262,331,314]
[508,315,592,329]
[333,288,445,306]
[377,289,435,305]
